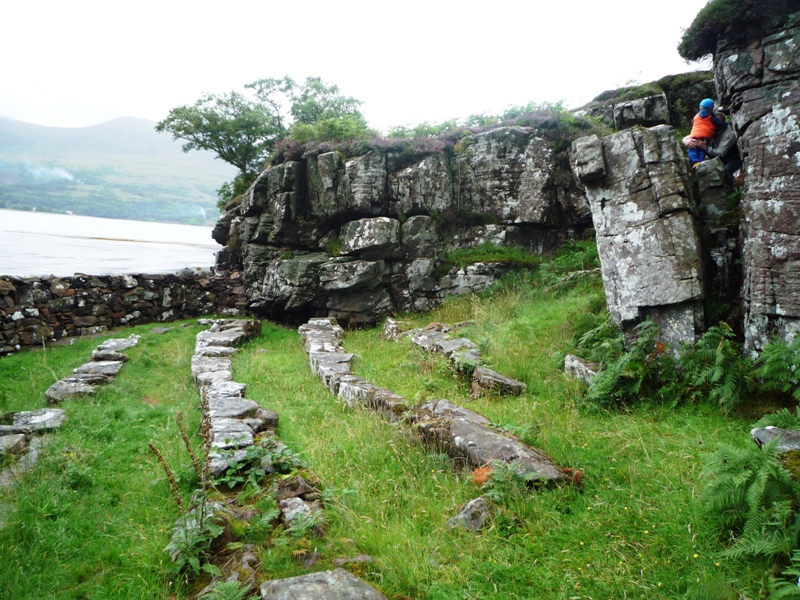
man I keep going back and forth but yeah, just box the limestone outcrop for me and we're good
[216,127,593,323]
[571,125,704,346]
[713,18,800,352]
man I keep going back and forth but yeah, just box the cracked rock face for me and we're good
[215,126,594,324]
[571,126,703,347]
[715,23,800,352]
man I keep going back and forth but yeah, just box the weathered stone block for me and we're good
[340,217,401,259]
[260,568,387,600]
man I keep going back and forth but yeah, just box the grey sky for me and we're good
[1,0,710,131]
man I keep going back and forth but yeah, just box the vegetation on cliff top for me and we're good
[270,101,608,167]
[158,72,608,211]
[590,71,713,105]
[156,76,370,209]
[678,0,800,61]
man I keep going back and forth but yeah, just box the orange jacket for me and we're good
[690,114,716,140]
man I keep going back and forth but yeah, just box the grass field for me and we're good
[0,272,770,599]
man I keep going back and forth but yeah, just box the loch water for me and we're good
[0,209,220,277]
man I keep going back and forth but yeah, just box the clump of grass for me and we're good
[446,243,542,269]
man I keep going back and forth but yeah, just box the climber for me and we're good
[684,98,717,167]
[706,109,744,185]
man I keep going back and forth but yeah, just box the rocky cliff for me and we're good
[195,11,800,353]
[213,126,594,323]
[714,15,800,352]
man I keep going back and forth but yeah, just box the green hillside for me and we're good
[0,117,237,224]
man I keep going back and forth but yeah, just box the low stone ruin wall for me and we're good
[0,270,245,356]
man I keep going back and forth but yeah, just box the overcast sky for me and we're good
[1,0,711,132]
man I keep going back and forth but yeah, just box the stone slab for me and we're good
[206,397,261,420]
[436,337,478,358]
[196,329,248,348]
[751,427,800,453]
[446,496,494,531]
[196,370,234,386]
[96,335,140,352]
[448,419,564,484]
[209,418,254,450]
[191,356,233,377]
[203,381,247,399]
[0,434,26,455]
[73,360,125,379]
[194,345,238,358]
[564,354,598,385]
[260,568,387,600]
[45,379,98,403]
[473,366,527,396]
[91,350,129,362]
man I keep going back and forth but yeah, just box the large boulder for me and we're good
[571,126,703,347]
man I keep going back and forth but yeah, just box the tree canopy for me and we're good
[155,76,371,208]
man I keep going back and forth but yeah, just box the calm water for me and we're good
[0,209,221,277]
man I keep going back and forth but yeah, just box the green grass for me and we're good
[0,323,205,599]
[0,272,775,598]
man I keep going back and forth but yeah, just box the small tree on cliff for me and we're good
[156,76,370,209]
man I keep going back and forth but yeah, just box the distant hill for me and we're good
[0,116,237,224]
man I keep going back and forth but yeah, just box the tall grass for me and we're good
[0,271,773,598]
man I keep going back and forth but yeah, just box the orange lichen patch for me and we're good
[472,465,493,487]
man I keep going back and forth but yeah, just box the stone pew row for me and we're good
[45,334,141,403]
[383,318,528,396]
[183,319,387,599]
[2,332,141,522]
[299,317,567,486]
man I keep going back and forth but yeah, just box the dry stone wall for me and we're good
[0,270,246,356]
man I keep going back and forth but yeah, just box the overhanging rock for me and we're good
[571,126,704,348]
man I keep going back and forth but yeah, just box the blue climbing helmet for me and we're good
[699,98,715,109]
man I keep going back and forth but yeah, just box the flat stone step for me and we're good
[45,379,99,403]
[96,334,140,352]
[196,328,249,348]
[0,408,67,435]
[73,360,125,380]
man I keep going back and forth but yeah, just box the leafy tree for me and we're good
[156,76,370,209]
